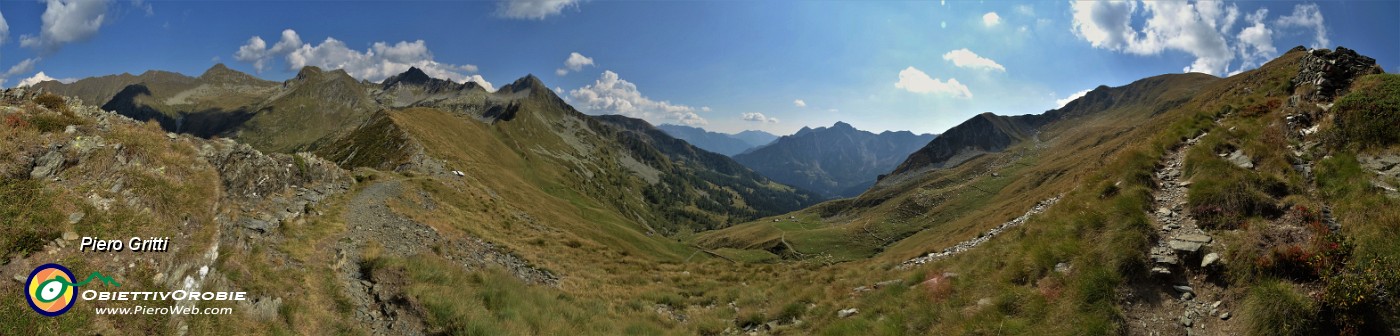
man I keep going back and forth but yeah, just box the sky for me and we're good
[0,0,1396,136]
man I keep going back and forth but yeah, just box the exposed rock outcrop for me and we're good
[1291,46,1384,101]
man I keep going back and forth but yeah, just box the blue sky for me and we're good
[0,1,1396,135]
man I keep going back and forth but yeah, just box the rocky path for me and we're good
[1122,133,1237,336]
[335,178,559,335]
[898,195,1061,270]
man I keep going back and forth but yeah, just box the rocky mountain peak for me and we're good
[199,63,264,84]
[384,67,432,85]
[295,66,325,80]
[499,74,549,94]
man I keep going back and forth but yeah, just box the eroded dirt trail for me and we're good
[1122,133,1238,336]
[334,178,559,335]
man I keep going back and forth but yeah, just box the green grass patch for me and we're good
[1331,74,1400,149]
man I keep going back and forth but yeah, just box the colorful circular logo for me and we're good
[26,263,77,317]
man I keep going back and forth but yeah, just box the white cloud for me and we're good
[269,29,302,55]
[982,12,1001,27]
[3,58,39,79]
[1277,3,1328,49]
[894,66,971,99]
[569,70,708,126]
[497,0,580,20]
[742,112,778,123]
[1070,0,1247,75]
[1196,0,1239,34]
[0,58,57,88]
[1234,8,1275,75]
[0,11,9,45]
[231,29,490,90]
[1070,1,1137,51]
[15,71,74,87]
[555,52,594,76]
[233,36,270,71]
[942,48,1006,72]
[793,99,806,107]
[1055,89,1092,108]
[20,0,110,54]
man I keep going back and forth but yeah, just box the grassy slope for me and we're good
[697,73,1216,264]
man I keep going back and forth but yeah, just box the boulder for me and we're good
[30,150,65,179]
[1226,150,1254,170]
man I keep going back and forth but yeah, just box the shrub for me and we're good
[1331,74,1400,148]
[33,93,67,112]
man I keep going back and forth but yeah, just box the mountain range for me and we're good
[732,121,935,198]
[655,124,777,156]
[32,64,819,234]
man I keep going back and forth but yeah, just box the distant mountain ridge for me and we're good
[883,73,1217,182]
[732,121,935,198]
[656,124,777,156]
[36,64,818,234]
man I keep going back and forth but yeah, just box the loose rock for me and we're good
[837,308,858,318]
[1201,253,1221,268]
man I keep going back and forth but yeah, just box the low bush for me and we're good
[1330,74,1400,148]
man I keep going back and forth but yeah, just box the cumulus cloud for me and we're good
[568,70,709,126]
[497,0,580,20]
[942,48,1006,72]
[555,52,594,76]
[1070,1,1333,76]
[1277,3,1328,49]
[233,36,271,71]
[1075,0,1254,75]
[793,99,806,107]
[16,71,74,87]
[982,12,1001,27]
[742,112,778,123]
[1234,8,1275,75]
[231,29,490,90]
[1055,89,1092,108]
[20,0,110,54]
[894,66,971,99]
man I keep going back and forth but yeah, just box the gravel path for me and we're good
[1123,132,1239,336]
